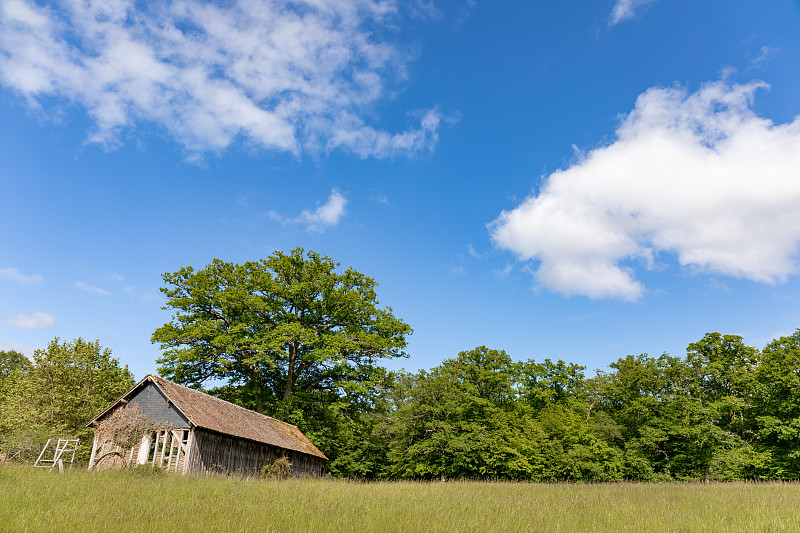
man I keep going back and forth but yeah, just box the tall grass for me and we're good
[1,464,799,532]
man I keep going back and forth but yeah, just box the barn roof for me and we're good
[88,374,327,460]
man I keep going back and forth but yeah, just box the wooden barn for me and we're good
[86,374,327,476]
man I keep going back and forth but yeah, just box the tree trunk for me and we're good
[254,379,265,413]
[283,344,296,401]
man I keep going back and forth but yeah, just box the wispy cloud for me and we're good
[106,273,158,302]
[0,267,43,285]
[268,188,347,232]
[7,311,54,330]
[467,244,488,260]
[122,285,159,303]
[324,109,442,159]
[75,281,113,296]
[609,0,656,26]
[0,0,441,159]
[490,79,800,301]
[751,46,777,68]
[493,264,514,280]
[448,264,466,275]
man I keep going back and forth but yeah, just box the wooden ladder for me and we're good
[33,438,79,471]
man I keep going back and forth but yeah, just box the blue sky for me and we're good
[1,0,799,380]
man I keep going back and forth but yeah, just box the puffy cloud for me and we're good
[609,0,656,26]
[75,281,113,296]
[297,188,348,231]
[0,0,440,158]
[268,188,347,232]
[490,80,800,301]
[0,267,43,285]
[7,311,54,330]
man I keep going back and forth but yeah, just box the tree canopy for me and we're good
[152,248,412,414]
[0,349,29,381]
[0,337,133,461]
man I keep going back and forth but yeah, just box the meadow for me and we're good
[1,465,799,532]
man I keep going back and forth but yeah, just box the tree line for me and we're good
[2,248,798,480]
[329,334,800,481]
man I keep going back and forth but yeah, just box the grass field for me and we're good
[1,465,799,532]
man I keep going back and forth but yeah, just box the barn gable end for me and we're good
[127,381,190,428]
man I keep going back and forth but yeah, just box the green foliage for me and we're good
[379,329,800,482]
[144,262,800,485]
[152,248,412,415]
[520,358,587,410]
[0,337,134,462]
[152,248,412,476]
[752,330,800,479]
[387,348,529,479]
[0,349,30,381]
[304,397,392,478]
[384,347,622,481]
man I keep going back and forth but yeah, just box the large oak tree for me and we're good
[152,248,412,414]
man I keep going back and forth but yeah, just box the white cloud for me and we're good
[609,0,656,26]
[7,311,54,330]
[75,281,113,296]
[490,80,800,301]
[0,0,441,159]
[324,108,442,159]
[0,267,43,285]
[268,188,347,232]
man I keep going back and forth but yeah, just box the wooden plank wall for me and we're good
[189,429,323,477]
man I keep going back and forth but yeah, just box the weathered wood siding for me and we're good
[187,428,323,477]
[88,380,326,476]
[128,382,191,428]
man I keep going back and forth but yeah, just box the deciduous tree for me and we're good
[0,338,133,461]
[0,349,30,381]
[152,248,412,417]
